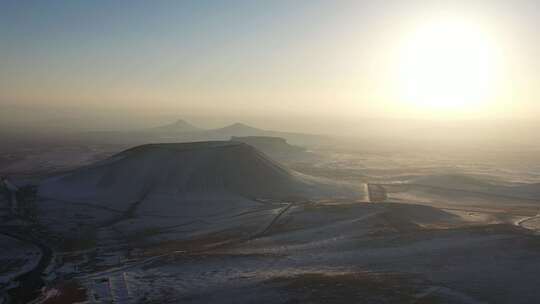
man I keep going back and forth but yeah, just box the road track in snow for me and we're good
[516,211,540,232]
[250,203,294,239]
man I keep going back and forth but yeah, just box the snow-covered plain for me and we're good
[3,140,540,303]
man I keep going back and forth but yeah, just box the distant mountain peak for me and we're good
[221,122,261,131]
[152,119,201,132]
[169,119,196,128]
[230,122,249,127]
[173,119,189,125]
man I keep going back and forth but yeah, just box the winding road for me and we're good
[0,229,53,304]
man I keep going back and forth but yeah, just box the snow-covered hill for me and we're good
[38,141,360,210]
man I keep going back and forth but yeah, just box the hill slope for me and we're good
[38,142,359,209]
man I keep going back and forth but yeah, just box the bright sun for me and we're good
[397,18,499,113]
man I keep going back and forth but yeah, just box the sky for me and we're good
[1,0,539,128]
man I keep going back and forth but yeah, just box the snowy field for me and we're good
[1,141,540,303]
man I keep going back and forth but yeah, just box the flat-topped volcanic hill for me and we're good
[38,141,360,209]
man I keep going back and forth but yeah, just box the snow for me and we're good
[8,140,540,303]
[38,142,362,208]
[0,234,41,285]
[34,142,364,237]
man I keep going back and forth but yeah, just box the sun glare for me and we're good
[396,17,500,114]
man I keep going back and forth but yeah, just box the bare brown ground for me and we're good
[40,280,87,304]
[142,229,250,256]
[269,272,437,304]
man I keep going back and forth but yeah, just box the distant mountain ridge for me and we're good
[77,119,329,146]
[230,136,308,162]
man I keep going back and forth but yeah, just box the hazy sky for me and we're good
[1,0,539,122]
